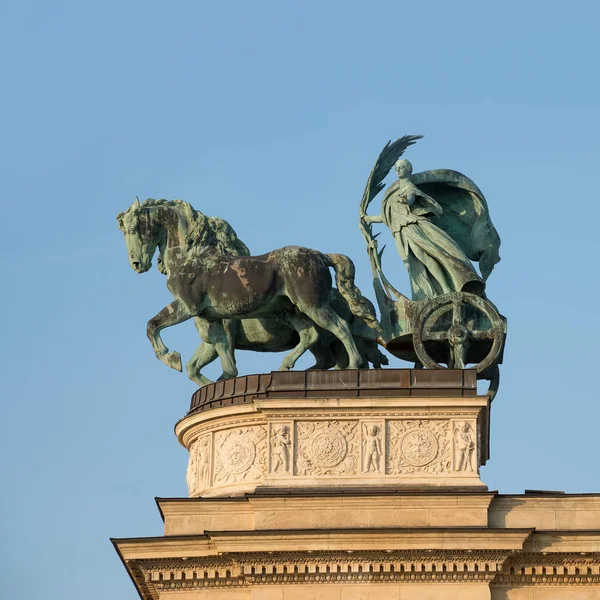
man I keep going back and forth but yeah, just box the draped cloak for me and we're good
[380,180,485,301]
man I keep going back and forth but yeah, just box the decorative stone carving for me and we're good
[197,436,210,486]
[126,547,600,598]
[454,421,476,472]
[178,396,488,496]
[186,440,199,495]
[270,424,291,474]
[387,419,451,475]
[401,428,438,466]
[186,435,211,495]
[214,427,266,485]
[361,422,383,473]
[295,421,358,476]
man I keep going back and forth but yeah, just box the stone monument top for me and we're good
[111,136,600,600]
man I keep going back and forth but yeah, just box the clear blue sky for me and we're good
[1,1,599,597]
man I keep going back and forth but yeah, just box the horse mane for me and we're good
[141,198,250,256]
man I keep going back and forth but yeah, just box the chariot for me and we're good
[360,135,507,396]
[375,285,506,383]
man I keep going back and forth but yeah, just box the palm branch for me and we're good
[359,134,423,298]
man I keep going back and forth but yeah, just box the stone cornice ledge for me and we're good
[113,527,533,559]
[113,529,600,600]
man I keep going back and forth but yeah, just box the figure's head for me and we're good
[116,198,159,273]
[369,425,379,436]
[394,158,413,179]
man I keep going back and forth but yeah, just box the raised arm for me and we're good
[361,213,384,224]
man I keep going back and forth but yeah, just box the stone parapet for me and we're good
[176,394,489,497]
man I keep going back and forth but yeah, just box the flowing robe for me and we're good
[381,180,484,301]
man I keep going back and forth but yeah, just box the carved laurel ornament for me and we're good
[222,435,256,474]
[296,421,358,476]
[214,427,267,485]
[387,419,451,475]
[311,431,347,468]
[400,428,438,467]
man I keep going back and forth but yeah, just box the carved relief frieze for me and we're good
[214,426,266,485]
[361,421,384,474]
[452,420,477,472]
[269,422,292,475]
[386,419,451,475]
[187,435,211,495]
[295,420,358,476]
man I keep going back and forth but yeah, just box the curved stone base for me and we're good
[176,372,489,498]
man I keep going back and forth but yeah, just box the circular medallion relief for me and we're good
[221,435,256,474]
[400,428,438,467]
[310,431,347,468]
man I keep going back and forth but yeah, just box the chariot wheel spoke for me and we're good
[470,329,495,340]
[425,330,447,341]
[451,340,467,369]
[452,297,463,327]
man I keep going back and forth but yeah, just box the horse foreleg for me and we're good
[185,342,218,387]
[207,320,238,380]
[147,299,192,372]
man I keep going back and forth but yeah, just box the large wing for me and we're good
[411,169,501,280]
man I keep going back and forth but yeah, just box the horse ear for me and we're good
[133,196,141,210]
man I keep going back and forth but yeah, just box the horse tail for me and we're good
[326,253,382,333]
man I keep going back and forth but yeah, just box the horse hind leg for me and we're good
[207,320,238,381]
[185,342,218,387]
[278,315,320,371]
[299,305,363,369]
[330,339,372,370]
[308,341,335,370]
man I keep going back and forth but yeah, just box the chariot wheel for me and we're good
[413,292,505,373]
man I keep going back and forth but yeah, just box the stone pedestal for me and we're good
[178,370,487,497]
[112,370,600,599]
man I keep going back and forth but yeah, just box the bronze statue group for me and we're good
[118,136,505,390]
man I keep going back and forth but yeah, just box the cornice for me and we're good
[115,547,600,599]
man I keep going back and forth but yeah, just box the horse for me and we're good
[117,198,381,379]
[185,299,387,386]
[149,208,386,386]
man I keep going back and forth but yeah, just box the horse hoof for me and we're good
[165,351,183,372]
[217,372,237,381]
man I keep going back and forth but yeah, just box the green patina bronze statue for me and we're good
[359,135,505,393]
[117,135,506,394]
[362,158,486,301]
[359,135,500,302]
[117,199,383,386]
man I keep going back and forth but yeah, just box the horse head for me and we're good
[116,197,160,273]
